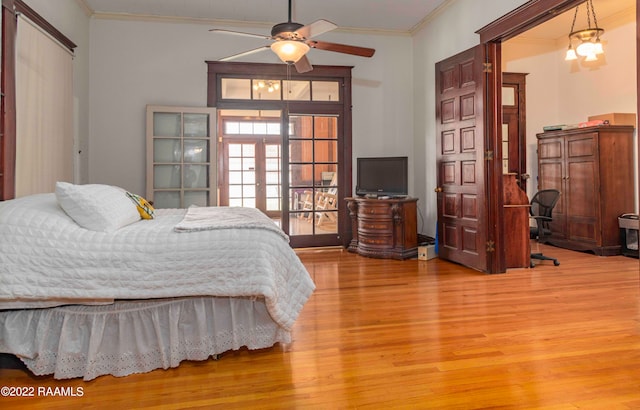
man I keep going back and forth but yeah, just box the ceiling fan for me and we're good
[209,0,375,73]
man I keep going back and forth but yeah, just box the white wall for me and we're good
[412,0,530,236]
[88,17,414,197]
[23,0,91,184]
[23,0,638,235]
[503,7,637,204]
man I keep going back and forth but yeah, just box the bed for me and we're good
[0,183,315,380]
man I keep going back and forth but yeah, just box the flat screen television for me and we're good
[356,156,408,197]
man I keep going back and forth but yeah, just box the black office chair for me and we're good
[529,189,561,267]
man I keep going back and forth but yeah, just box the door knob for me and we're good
[434,187,443,193]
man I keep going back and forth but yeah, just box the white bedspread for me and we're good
[174,205,287,240]
[0,194,315,331]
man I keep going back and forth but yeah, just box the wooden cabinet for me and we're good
[146,105,217,208]
[536,125,635,255]
[345,197,418,260]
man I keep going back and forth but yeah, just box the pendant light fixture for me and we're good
[565,0,604,62]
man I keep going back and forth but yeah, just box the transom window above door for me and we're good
[220,78,340,101]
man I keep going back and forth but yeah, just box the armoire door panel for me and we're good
[538,140,562,159]
[568,217,598,244]
[567,134,597,158]
[566,161,597,217]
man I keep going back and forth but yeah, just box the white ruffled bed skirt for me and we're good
[0,297,290,380]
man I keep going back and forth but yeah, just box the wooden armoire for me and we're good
[536,125,635,256]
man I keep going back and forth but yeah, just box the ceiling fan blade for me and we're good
[308,40,375,58]
[294,55,313,73]
[209,28,271,40]
[294,19,337,40]
[219,46,270,61]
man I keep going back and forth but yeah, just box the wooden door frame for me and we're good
[474,0,631,272]
[206,61,353,248]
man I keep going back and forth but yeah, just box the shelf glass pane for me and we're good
[183,164,208,188]
[154,191,180,208]
[183,114,209,137]
[184,191,208,207]
[154,139,181,162]
[154,165,181,188]
[153,113,181,137]
[183,139,208,163]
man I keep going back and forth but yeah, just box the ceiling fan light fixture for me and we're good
[271,40,309,63]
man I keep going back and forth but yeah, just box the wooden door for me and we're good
[435,45,490,272]
[501,72,528,190]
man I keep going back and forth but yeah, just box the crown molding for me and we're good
[74,0,93,17]
[409,0,456,35]
[90,11,411,37]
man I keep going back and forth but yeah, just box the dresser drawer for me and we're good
[358,233,393,247]
[358,218,392,233]
[358,203,392,216]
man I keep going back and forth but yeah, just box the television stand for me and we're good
[345,197,418,260]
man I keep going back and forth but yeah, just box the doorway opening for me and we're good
[207,61,354,248]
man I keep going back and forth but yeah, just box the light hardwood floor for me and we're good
[2,245,640,409]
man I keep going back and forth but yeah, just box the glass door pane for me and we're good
[227,143,257,208]
[265,143,282,212]
[288,115,339,236]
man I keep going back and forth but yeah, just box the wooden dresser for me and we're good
[536,125,635,255]
[345,197,418,260]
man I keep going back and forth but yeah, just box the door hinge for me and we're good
[486,240,495,253]
[218,136,222,143]
[483,62,493,73]
[484,150,494,160]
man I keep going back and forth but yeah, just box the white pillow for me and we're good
[55,182,141,232]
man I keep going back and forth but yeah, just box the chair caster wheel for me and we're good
[553,261,560,266]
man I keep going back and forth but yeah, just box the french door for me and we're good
[207,62,353,249]
[287,113,341,244]
[217,108,346,248]
[220,136,282,218]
